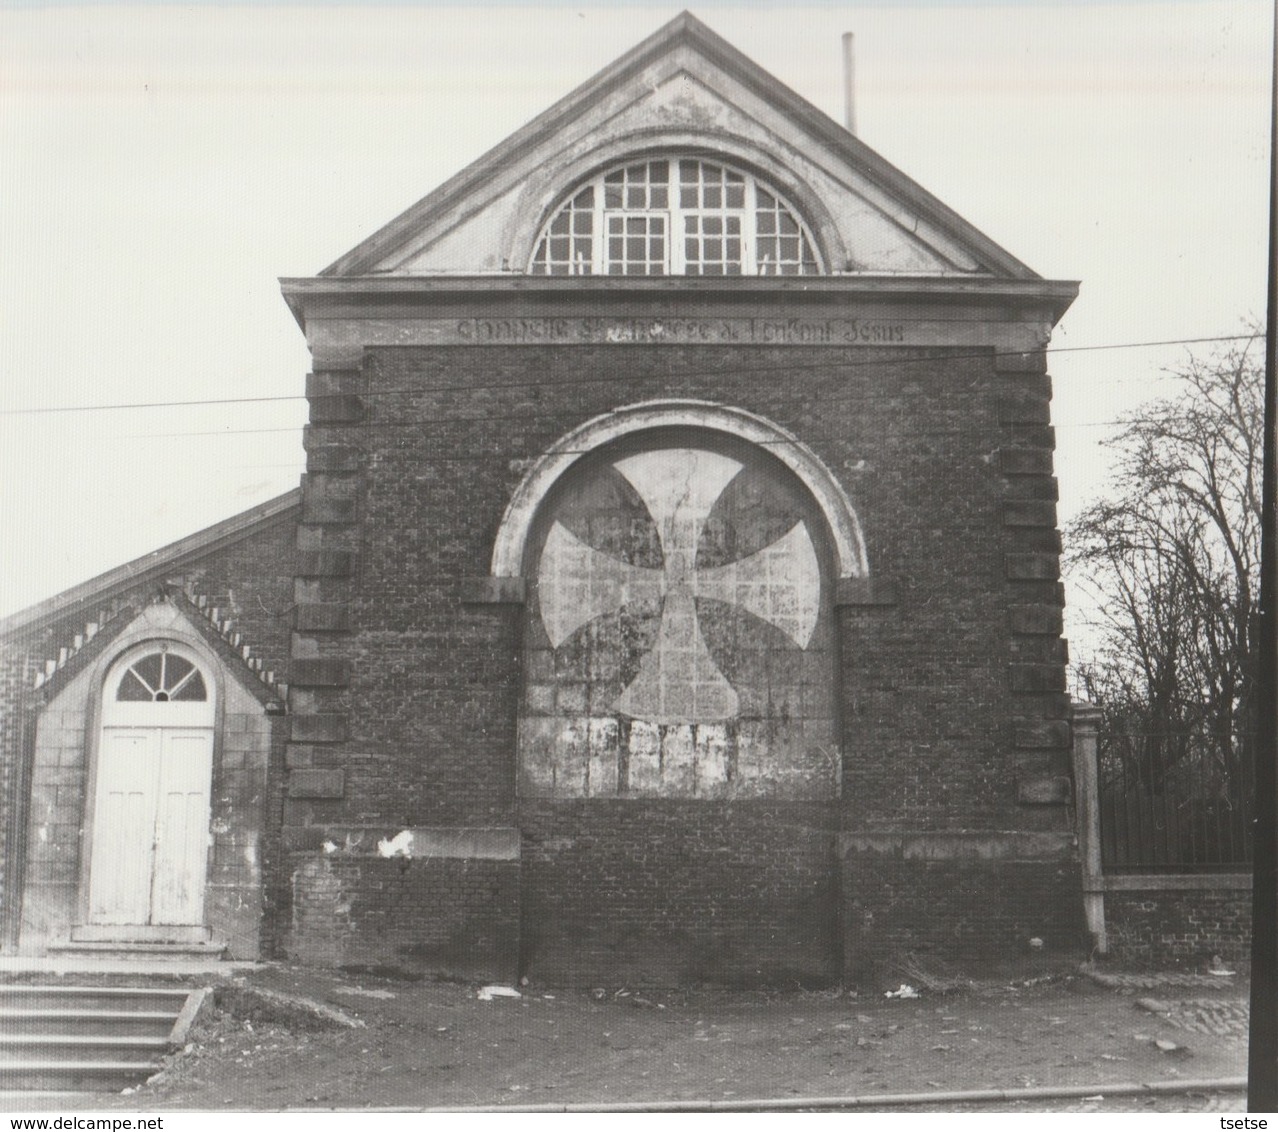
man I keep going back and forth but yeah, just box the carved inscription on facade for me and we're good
[519,442,838,800]
[454,316,906,346]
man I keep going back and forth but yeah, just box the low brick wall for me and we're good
[1101,876,1251,967]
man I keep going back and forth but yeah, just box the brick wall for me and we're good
[521,800,840,986]
[1104,887,1252,967]
[282,326,1077,984]
[284,853,519,982]
[841,853,1089,978]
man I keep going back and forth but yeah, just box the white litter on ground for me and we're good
[477,985,523,1001]
[333,985,397,999]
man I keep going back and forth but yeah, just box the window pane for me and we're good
[161,654,193,691]
[172,671,208,701]
[134,654,163,691]
[604,173,623,208]
[755,183,818,274]
[117,670,152,701]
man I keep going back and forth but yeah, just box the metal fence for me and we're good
[1098,732,1253,871]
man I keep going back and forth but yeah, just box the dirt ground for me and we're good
[88,961,1251,1114]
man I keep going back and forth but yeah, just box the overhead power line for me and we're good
[0,333,1260,418]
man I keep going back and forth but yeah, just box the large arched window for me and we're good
[529,157,821,276]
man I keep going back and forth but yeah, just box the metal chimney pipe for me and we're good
[842,32,857,136]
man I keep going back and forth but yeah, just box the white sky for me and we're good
[0,1,1271,665]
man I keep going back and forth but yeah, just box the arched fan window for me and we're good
[115,650,208,702]
[529,157,821,276]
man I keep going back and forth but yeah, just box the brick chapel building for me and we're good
[0,13,1084,985]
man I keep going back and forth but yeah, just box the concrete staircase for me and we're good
[0,985,207,1093]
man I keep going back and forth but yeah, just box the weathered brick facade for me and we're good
[272,313,1085,983]
[1,13,1102,983]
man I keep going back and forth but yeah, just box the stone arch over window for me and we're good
[491,401,868,584]
[528,154,824,276]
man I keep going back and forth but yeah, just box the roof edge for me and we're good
[320,12,713,279]
[316,11,1040,283]
[0,488,301,639]
[281,273,1080,328]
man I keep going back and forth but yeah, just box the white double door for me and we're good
[88,724,213,927]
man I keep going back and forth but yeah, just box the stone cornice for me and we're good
[282,274,1079,332]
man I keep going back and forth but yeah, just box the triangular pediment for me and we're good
[322,11,1038,281]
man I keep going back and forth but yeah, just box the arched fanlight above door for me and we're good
[114,649,208,703]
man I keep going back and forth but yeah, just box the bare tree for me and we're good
[1068,329,1263,861]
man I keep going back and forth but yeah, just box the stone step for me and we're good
[70,925,211,944]
[47,941,227,963]
[0,1008,179,1038]
[0,985,207,1095]
[0,1062,159,1094]
[0,985,191,1013]
[0,1035,169,1064]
